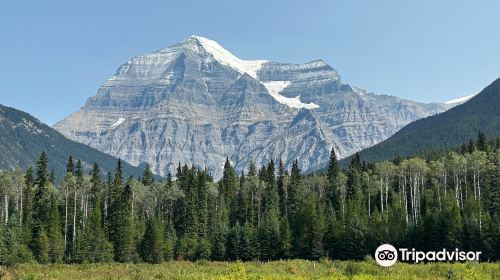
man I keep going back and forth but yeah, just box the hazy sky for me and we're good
[1,0,499,125]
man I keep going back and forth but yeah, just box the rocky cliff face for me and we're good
[53,36,449,178]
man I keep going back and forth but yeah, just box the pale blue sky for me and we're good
[1,0,499,125]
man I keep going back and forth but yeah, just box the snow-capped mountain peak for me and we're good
[54,36,451,179]
[186,36,319,109]
[186,35,267,79]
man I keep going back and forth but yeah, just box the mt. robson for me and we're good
[54,36,451,178]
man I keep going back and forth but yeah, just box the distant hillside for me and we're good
[0,104,150,181]
[341,77,500,165]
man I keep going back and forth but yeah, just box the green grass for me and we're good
[2,260,499,280]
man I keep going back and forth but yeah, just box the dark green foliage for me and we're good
[1,135,500,266]
[342,78,500,166]
[239,222,256,261]
[66,156,74,174]
[211,224,227,261]
[140,217,164,263]
[2,216,33,265]
[141,163,154,186]
[77,202,113,263]
[0,104,147,182]
[32,151,51,261]
[111,183,136,262]
[226,222,241,261]
[47,194,64,263]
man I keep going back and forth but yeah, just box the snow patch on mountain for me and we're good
[190,35,267,79]
[110,117,126,128]
[262,81,320,109]
[445,94,476,105]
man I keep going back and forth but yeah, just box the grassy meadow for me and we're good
[1,260,499,280]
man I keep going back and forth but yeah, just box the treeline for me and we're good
[0,134,499,264]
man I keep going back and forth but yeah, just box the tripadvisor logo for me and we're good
[374,244,481,267]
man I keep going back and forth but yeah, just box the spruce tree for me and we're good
[32,151,50,261]
[114,159,123,189]
[66,155,75,174]
[327,148,340,212]
[141,163,154,186]
[262,160,278,213]
[279,217,292,259]
[468,139,475,153]
[141,217,165,263]
[239,222,256,261]
[90,163,102,207]
[112,183,136,262]
[227,222,241,261]
[221,157,237,208]
[477,132,487,152]
[346,168,362,201]
[22,167,35,245]
[78,201,113,263]
[258,209,281,260]
[277,159,287,217]
[49,169,56,185]
[211,224,227,261]
[163,221,176,261]
[47,194,64,263]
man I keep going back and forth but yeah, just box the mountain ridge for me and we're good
[53,35,452,178]
[0,104,148,181]
[340,77,500,165]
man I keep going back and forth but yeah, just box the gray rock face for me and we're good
[53,36,450,179]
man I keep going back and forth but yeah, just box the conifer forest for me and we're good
[0,133,498,267]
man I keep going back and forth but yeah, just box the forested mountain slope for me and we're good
[0,104,146,180]
[341,77,500,165]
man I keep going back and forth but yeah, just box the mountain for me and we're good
[444,94,476,105]
[341,78,500,165]
[53,35,451,178]
[0,104,147,181]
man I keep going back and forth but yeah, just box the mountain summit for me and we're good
[53,36,450,178]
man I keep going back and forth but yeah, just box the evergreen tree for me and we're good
[114,159,123,189]
[239,222,256,261]
[277,159,287,217]
[32,151,51,261]
[279,217,292,259]
[477,132,487,152]
[262,160,278,213]
[349,152,362,171]
[90,163,102,207]
[227,222,241,261]
[163,221,176,261]
[112,183,136,262]
[327,148,340,212]
[258,209,281,260]
[310,204,326,260]
[346,168,362,201]
[468,139,475,153]
[211,224,227,261]
[248,160,257,177]
[47,194,64,263]
[77,201,113,263]
[221,157,237,208]
[66,155,75,174]
[22,167,35,244]
[141,163,154,187]
[49,169,56,185]
[3,215,33,265]
[140,217,165,263]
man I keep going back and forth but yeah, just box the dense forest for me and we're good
[0,133,499,265]
[0,104,146,181]
[342,78,500,166]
